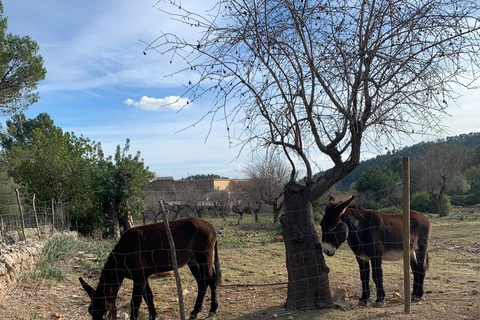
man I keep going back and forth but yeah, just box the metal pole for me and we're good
[402,157,411,313]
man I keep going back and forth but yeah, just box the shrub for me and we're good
[411,192,451,215]
[450,191,480,206]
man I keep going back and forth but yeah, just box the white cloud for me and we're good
[124,96,191,110]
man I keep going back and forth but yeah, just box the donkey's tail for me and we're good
[214,240,222,285]
[425,252,430,272]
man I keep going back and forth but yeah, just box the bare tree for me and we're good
[228,179,262,223]
[147,0,480,310]
[412,144,469,216]
[242,154,289,223]
[208,188,230,217]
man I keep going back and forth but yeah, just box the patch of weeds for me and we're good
[28,233,80,282]
[80,237,115,264]
[273,222,283,236]
[31,258,64,281]
[43,233,79,262]
[313,212,323,222]
[220,232,249,248]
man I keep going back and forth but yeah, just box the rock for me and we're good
[0,238,48,295]
[83,253,98,261]
[334,301,353,310]
[390,292,403,303]
[3,231,19,245]
[119,312,130,320]
[51,312,64,319]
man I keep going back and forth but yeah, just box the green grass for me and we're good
[26,232,115,283]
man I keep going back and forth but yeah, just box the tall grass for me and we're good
[27,233,115,282]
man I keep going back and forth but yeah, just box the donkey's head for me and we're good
[79,277,117,320]
[320,195,355,256]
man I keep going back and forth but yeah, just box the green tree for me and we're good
[355,165,401,209]
[412,144,468,216]
[93,139,155,240]
[0,2,46,114]
[1,113,99,223]
[6,114,96,215]
[0,170,20,215]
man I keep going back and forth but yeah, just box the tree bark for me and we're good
[279,183,333,310]
[104,199,121,241]
[434,195,446,217]
[123,210,135,230]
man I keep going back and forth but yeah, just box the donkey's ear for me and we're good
[336,195,356,215]
[79,277,95,298]
[341,195,355,208]
[328,195,335,203]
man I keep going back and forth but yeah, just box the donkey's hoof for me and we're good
[374,301,385,308]
[357,300,368,307]
[207,312,216,319]
[411,296,423,303]
[188,315,197,320]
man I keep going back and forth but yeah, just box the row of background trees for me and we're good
[0,112,155,240]
[353,136,480,216]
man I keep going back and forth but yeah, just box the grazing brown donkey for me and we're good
[320,195,431,306]
[79,217,221,320]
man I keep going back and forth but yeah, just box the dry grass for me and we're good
[1,208,479,319]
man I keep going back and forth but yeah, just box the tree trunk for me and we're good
[279,183,333,310]
[123,210,135,230]
[433,194,446,217]
[272,203,282,224]
[104,199,121,241]
[110,210,121,240]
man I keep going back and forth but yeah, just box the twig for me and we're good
[221,281,287,287]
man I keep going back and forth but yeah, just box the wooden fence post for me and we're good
[15,189,27,244]
[160,200,186,320]
[402,157,411,313]
[51,198,55,235]
[32,194,41,239]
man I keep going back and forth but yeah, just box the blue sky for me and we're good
[2,0,480,179]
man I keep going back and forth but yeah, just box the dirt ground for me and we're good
[0,211,479,320]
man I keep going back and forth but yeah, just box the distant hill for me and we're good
[337,132,480,191]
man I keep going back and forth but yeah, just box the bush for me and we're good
[411,192,451,215]
[450,191,480,206]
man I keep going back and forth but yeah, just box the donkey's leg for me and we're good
[370,257,385,304]
[142,280,157,320]
[206,259,219,316]
[187,259,208,319]
[411,248,428,301]
[131,281,146,320]
[356,257,370,305]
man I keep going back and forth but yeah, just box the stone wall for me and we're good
[0,230,49,295]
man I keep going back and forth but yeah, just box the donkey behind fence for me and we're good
[320,195,431,306]
[79,217,221,320]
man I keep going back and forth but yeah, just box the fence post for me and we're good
[160,200,186,320]
[51,198,55,235]
[32,194,41,239]
[402,157,411,313]
[15,189,27,245]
